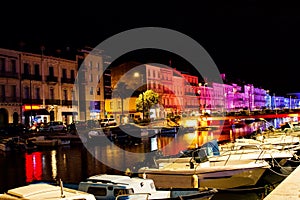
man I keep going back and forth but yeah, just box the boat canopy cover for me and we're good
[201,139,220,156]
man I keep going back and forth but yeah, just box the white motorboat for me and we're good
[78,174,217,200]
[138,157,270,189]
[138,140,271,190]
[221,136,300,151]
[0,181,96,200]
[210,148,296,162]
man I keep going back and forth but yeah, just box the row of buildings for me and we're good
[0,47,299,127]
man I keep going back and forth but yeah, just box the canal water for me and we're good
[0,120,292,199]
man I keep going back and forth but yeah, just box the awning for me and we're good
[62,112,78,115]
[23,109,50,116]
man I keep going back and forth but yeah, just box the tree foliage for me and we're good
[136,90,159,114]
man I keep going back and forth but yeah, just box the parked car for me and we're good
[39,121,67,133]
[100,118,117,127]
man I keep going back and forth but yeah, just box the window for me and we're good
[10,59,16,73]
[89,61,93,70]
[50,88,54,99]
[0,85,5,99]
[24,86,29,99]
[63,89,68,100]
[49,66,54,76]
[71,70,75,80]
[35,88,40,99]
[97,87,100,95]
[24,63,30,75]
[71,89,75,101]
[87,187,107,196]
[11,85,16,98]
[0,58,5,72]
[97,63,100,71]
[89,74,93,82]
[90,87,93,95]
[34,64,40,75]
[113,189,134,197]
[62,68,67,79]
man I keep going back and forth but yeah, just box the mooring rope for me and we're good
[267,167,290,177]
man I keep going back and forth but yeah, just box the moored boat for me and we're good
[137,141,271,190]
[28,136,62,148]
[0,182,96,200]
[78,174,217,200]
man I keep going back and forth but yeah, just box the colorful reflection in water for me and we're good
[25,152,42,183]
[156,128,234,156]
[1,116,293,196]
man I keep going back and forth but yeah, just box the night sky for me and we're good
[1,1,300,96]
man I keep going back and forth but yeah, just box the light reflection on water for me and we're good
[0,120,289,199]
[1,131,229,193]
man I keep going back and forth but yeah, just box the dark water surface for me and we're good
[0,127,289,200]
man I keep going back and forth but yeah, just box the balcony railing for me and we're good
[22,99,43,104]
[46,76,58,82]
[22,74,42,81]
[61,77,75,84]
[61,100,73,106]
[45,99,61,105]
[0,97,21,102]
[0,71,19,79]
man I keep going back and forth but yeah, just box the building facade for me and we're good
[1,46,300,128]
[20,51,78,125]
[0,48,22,127]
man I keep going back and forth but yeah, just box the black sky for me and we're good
[1,1,300,96]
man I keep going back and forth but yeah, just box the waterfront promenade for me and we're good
[264,163,300,199]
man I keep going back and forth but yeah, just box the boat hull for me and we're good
[142,166,267,189]
[139,160,270,189]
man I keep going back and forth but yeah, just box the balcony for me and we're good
[0,97,21,103]
[46,76,58,83]
[22,74,42,81]
[0,71,19,79]
[22,99,43,104]
[61,77,75,84]
[45,99,61,105]
[61,100,73,106]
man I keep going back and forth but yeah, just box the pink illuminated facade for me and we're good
[1,47,300,127]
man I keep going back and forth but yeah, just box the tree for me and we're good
[136,90,159,119]
[113,82,133,122]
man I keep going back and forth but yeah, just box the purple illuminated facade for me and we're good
[1,47,300,126]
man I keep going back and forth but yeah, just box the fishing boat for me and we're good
[78,174,217,200]
[0,181,96,200]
